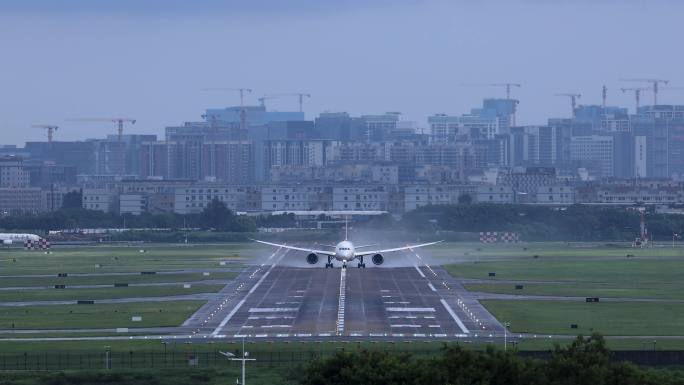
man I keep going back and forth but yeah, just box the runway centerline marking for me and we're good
[414,265,426,278]
[210,250,288,336]
[427,283,437,292]
[336,267,347,335]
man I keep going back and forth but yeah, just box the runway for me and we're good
[191,249,505,339]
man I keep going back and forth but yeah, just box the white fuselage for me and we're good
[334,240,356,262]
[0,233,41,244]
[0,233,40,241]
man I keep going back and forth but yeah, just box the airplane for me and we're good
[250,222,442,268]
[0,233,41,245]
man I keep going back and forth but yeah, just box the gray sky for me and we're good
[1,0,682,144]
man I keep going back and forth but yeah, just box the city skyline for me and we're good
[1,0,683,144]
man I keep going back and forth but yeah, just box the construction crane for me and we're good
[32,124,59,143]
[66,118,135,141]
[459,83,521,99]
[273,92,311,112]
[619,78,669,105]
[257,95,278,108]
[555,93,581,118]
[620,87,649,113]
[203,87,253,130]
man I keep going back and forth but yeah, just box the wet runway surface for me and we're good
[195,250,504,339]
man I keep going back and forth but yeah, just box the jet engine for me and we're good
[2,239,12,245]
[306,253,319,265]
[372,253,384,266]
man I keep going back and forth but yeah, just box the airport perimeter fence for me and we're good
[0,348,408,371]
[1,349,684,371]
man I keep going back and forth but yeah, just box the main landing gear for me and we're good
[357,256,366,268]
[325,256,333,269]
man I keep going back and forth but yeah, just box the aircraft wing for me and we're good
[355,240,443,257]
[250,239,336,256]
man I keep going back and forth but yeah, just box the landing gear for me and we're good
[325,256,333,269]
[357,256,366,268]
[342,262,347,269]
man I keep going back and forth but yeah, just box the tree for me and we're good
[199,198,235,230]
[61,190,83,209]
[458,193,473,205]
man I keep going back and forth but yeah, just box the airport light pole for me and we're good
[104,345,111,369]
[220,338,255,385]
[503,322,510,351]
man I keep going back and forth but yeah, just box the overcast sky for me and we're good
[0,0,682,144]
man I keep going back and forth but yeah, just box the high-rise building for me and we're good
[570,135,614,178]
[0,156,30,188]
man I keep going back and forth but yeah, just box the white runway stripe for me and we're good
[440,299,470,334]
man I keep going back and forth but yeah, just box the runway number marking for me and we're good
[336,267,347,335]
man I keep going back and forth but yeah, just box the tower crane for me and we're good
[273,92,311,112]
[459,83,521,125]
[66,118,135,141]
[620,87,649,113]
[203,87,253,130]
[554,93,582,118]
[459,83,522,99]
[257,95,278,108]
[32,124,59,143]
[619,78,669,105]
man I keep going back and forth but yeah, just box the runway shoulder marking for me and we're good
[210,250,287,336]
[440,299,470,334]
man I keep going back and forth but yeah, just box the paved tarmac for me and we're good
[198,249,505,339]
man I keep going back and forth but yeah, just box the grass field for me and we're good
[0,244,253,274]
[464,282,684,299]
[0,284,224,302]
[0,244,251,336]
[0,271,238,288]
[441,242,684,338]
[481,300,684,336]
[0,301,205,329]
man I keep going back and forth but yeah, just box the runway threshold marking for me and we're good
[210,250,288,337]
[336,267,347,335]
[440,299,470,334]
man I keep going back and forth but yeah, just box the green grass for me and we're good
[430,242,684,261]
[0,271,238,288]
[0,301,205,329]
[465,282,684,300]
[446,256,684,284]
[0,284,224,302]
[0,368,294,385]
[0,244,253,275]
[482,300,684,336]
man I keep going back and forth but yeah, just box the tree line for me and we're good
[3,191,683,242]
[401,203,684,241]
[299,334,684,385]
